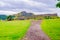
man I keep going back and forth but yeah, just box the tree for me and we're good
[57,0,60,1]
[56,2,60,8]
[7,15,12,21]
[56,0,60,8]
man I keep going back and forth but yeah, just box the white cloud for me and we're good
[48,8,60,17]
[35,8,60,17]
[0,1,6,6]
[0,0,60,16]
[0,0,55,8]
[22,0,49,8]
[0,10,18,15]
[0,1,13,7]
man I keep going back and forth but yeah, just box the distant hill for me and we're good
[13,11,58,20]
[20,11,34,17]
[13,11,34,20]
[0,15,7,20]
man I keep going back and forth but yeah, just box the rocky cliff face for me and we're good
[20,11,34,17]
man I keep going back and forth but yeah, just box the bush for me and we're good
[44,16,51,19]
[7,15,13,21]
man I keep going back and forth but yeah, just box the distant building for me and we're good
[13,11,58,20]
[34,13,58,19]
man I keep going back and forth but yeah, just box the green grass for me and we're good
[0,20,31,40]
[41,19,60,40]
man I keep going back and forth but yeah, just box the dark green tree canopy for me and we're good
[7,15,13,21]
[56,2,60,8]
[57,0,60,1]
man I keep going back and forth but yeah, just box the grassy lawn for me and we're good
[41,19,60,40]
[0,20,31,40]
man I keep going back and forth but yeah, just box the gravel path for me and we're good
[21,20,50,40]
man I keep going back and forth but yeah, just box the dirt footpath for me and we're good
[21,20,50,40]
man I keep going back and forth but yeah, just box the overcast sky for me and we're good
[0,0,60,16]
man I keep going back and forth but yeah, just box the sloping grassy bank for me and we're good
[0,20,31,40]
[41,19,60,40]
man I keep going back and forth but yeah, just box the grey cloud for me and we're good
[0,0,57,12]
[31,0,56,8]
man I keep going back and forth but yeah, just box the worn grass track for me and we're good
[22,20,50,40]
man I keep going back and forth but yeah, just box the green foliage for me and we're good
[0,20,30,40]
[57,0,60,1]
[7,15,13,21]
[41,19,60,40]
[44,16,51,19]
[56,2,60,8]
